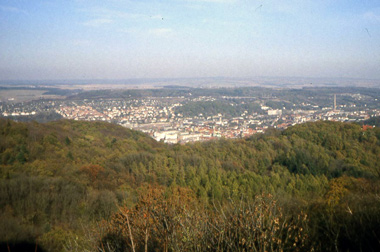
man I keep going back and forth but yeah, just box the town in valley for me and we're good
[1,80,379,144]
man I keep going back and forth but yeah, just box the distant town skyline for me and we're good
[1,0,380,81]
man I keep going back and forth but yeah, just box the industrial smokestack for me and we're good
[334,94,336,111]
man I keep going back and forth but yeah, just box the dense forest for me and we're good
[174,100,263,118]
[1,118,380,251]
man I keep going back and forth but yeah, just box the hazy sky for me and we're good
[0,0,379,80]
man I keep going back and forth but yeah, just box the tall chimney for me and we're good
[334,94,336,111]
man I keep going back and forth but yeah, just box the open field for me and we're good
[1,77,379,91]
[0,89,63,103]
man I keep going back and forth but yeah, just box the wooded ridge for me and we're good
[1,118,380,251]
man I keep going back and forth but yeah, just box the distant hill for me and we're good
[4,111,63,123]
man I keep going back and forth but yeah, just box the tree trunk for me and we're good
[124,212,136,252]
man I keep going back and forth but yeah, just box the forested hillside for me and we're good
[1,119,380,251]
[362,115,380,127]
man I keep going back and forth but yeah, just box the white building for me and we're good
[267,109,282,116]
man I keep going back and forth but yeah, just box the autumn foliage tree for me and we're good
[80,164,105,188]
[102,189,313,252]
[103,185,199,252]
